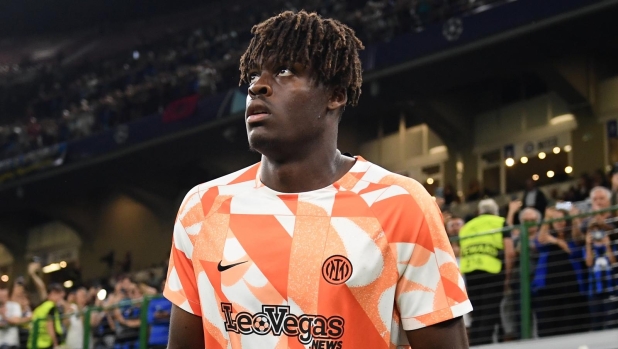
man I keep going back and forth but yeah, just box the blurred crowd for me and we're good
[0,0,508,160]
[0,261,171,349]
[443,169,618,345]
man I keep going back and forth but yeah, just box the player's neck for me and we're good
[259,144,355,193]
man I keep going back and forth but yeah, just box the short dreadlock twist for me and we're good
[239,10,364,106]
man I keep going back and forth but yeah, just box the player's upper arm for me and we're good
[368,175,472,343]
[163,187,204,316]
[168,304,205,349]
[405,317,469,349]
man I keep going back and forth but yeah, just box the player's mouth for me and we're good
[246,103,272,124]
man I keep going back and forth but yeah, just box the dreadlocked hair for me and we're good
[239,10,364,106]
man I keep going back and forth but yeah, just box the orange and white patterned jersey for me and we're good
[164,156,472,349]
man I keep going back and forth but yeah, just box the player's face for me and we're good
[245,56,333,153]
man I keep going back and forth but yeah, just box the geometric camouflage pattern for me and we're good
[164,156,472,348]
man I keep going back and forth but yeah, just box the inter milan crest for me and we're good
[322,255,353,285]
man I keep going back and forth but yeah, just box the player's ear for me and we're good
[327,87,347,111]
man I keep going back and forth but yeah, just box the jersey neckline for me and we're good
[255,155,367,195]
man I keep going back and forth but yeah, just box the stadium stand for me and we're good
[0,0,512,161]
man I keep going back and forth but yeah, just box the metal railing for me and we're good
[453,205,618,345]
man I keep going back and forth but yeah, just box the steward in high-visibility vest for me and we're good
[459,214,505,274]
[28,284,65,349]
[461,199,514,346]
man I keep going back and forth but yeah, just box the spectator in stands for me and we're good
[507,202,543,258]
[9,278,32,349]
[28,283,65,349]
[446,216,464,258]
[113,282,142,349]
[532,207,588,337]
[584,220,617,330]
[515,208,542,271]
[445,215,475,332]
[590,186,612,217]
[104,281,123,310]
[0,287,29,349]
[8,280,28,317]
[64,287,104,349]
[504,203,542,340]
[65,290,76,306]
[522,179,548,219]
[92,286,117,349]
[86,285,101,306]
[459,199,514,345]
[24,262,48,309]
[582,187,616,241]
[146,281,172,349]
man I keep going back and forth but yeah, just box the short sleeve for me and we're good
[371,177,473,331]
[163,188,203,316]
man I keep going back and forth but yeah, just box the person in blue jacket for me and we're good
[532,207,588,336]
[584,220,617,330]
[146,281,171,349]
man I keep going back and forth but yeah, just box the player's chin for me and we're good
[247,131,276,153]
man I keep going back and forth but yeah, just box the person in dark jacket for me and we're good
[522,179,548,220]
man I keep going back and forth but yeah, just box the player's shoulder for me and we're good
[357,159,432,205]
[178,163,260,213]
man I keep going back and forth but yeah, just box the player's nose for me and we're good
[248,74,273,98]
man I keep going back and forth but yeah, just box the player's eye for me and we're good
[277,68,293,77]
[248,73,259,84]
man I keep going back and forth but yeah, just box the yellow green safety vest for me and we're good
[459,214,505,274]
[28,300,64,349]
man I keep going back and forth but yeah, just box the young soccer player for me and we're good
[165,10,471,349]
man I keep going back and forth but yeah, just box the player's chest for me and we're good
[202,213,394,306]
